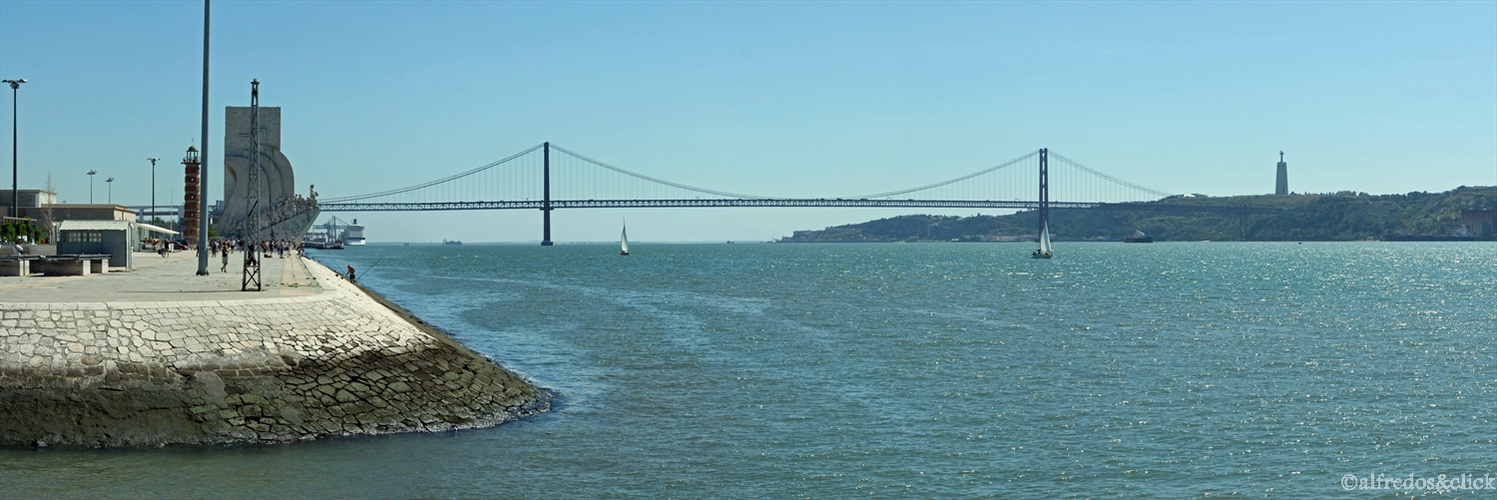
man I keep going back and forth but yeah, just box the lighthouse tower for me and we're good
[1275,151,1289,195]
[182,146,201,240]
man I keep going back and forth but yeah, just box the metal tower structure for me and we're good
[241,79,262,291]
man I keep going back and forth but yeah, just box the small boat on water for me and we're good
[1031,222,1053,259]
[443,239,462,246]
[620,222,630,256]
[1124,230,1154,243]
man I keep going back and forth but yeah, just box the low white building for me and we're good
[57,220,179,271]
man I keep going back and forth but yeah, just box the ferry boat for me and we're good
[443,239,463,246]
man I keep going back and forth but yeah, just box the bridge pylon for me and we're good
[541,141,553,246]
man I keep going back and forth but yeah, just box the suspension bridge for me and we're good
[318,143,1278,245]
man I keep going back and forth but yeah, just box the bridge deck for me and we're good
[319,198,1282,214]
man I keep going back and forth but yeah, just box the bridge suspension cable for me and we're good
[548,144,767,199]
[1047,151,1173,199]
[319,143,545,203]
[850,150,1042,199]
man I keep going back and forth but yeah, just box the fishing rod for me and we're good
[353,254,391,280]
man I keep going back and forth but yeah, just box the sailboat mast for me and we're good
[1038,148,1049,239]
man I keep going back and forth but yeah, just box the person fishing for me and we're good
[354,255,390,282]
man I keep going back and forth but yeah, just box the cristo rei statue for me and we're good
[218,105,319,242]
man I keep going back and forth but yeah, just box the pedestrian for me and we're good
[221,244,230,272]
[346,264,356,282]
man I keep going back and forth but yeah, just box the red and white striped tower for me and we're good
[182,146,201,240]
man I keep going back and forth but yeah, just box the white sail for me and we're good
[620,225,630,254]
[1038,222,1052,254]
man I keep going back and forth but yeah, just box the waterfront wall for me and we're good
[0,259,548,447]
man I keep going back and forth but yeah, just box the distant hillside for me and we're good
[777,186,1497,242]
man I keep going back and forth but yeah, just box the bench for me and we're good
[41,254,111,276]
[0,255,44,277]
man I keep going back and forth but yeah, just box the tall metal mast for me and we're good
[241,79,262,291]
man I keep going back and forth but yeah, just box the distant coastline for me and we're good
[777,186,1496,243]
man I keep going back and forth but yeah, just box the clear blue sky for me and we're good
[2,1,1494,243]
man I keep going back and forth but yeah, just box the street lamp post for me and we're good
[87,170,97,203]
[147,157,159,225]
[196,0,211,276]
[106,177,114,204]
[2,78,25,219]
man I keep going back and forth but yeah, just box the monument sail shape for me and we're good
[221,81,319,246]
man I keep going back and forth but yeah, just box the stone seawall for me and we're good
[0,258,548,447]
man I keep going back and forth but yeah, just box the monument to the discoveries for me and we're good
[220,105,319,241]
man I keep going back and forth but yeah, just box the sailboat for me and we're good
[1124,230,1153,243]
[1031,222,1053,259]
[620,222,630,256]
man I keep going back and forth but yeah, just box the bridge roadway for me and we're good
[319,198,1282,215]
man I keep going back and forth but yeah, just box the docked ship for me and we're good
[301,229,342,250]
[341,219,366,246]
[303,216,351,249]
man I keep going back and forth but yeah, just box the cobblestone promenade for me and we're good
[0,250,547,447]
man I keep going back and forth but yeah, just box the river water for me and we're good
[3,242,1494,497]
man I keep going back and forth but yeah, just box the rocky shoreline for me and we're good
[0,258,549,447]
